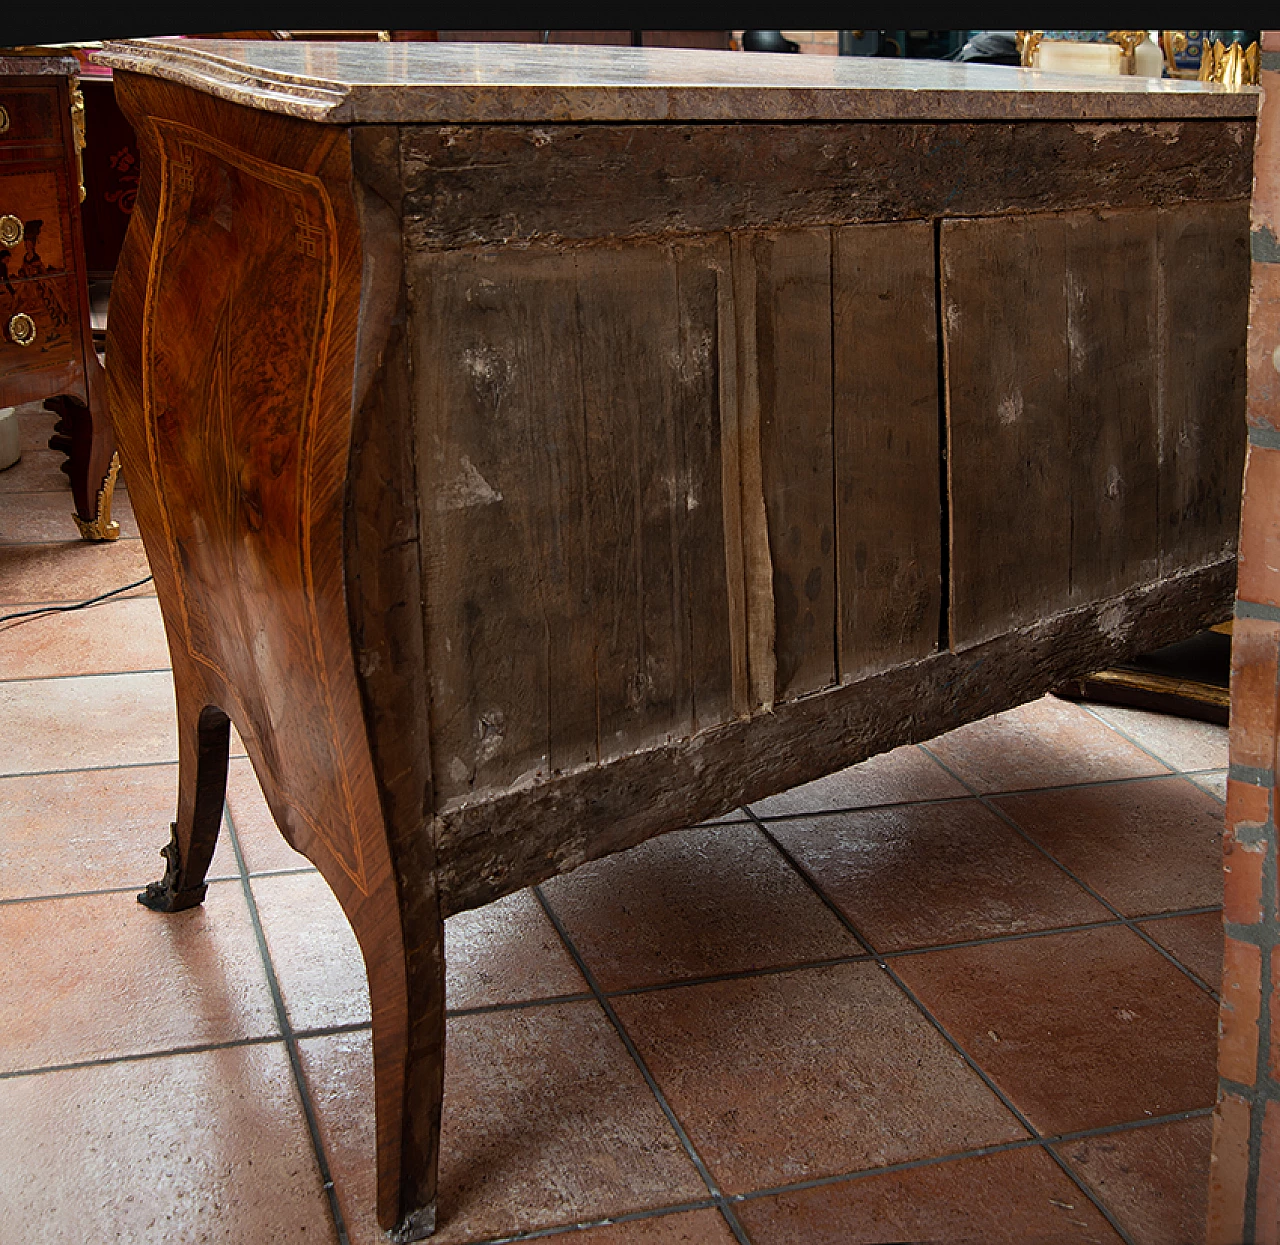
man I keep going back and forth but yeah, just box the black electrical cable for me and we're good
[0,574,154,625]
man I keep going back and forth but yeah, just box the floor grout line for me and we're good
[450,1198,723,1245]
[222,804,352,1245]
[748,765,1230,821]
[917,743,1223,1003]
[0,666,172,684]
[533,885,755,1245]
[745,805,1140,1245]
[0,1032,286,1081]
[725,1104,1216,1205]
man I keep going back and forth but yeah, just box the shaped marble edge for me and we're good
[0,53,80,76]
[93,38,1260,125]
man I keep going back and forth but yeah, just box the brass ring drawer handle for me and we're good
[0,104,9,135]
[0,214,22,247]
[8,312,36,346]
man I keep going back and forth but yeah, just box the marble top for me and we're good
[95,38,1259,125]
[0,52,80,77]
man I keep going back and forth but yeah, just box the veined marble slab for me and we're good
[94,38,1259,125]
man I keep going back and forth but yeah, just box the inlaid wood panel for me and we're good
[0,167,66,274]
[0,271,74,377]
[140,119,373,892]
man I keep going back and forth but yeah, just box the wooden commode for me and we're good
[96,38,1255,1238]
[0,52,118,540]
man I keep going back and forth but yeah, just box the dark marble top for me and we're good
[0,52,80,77]
[94,38,1259,124]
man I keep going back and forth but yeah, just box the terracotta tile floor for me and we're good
[0,399,1227,1244]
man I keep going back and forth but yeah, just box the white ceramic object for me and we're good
[0,406,20,472]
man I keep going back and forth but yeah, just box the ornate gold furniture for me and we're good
[0,52,118,539]
[97,39,1255,1239]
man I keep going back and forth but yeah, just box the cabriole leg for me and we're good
[138,698,230,913]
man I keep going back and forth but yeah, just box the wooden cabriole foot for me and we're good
[137,822,210,912]
[137,702,230,914]
[46,349,120,542]
[389,1204,437,1242]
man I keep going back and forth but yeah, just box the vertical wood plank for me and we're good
[833,220,941,679]
[1064,209,1161,602]
[576,239,736,757]
[1158,200,1251,574]
[714,237,751,719]
[674,238,737,732]
[731,235,777,711]
[749,228,837,699]
[412,248,595,802]
[942,214,1071,648]
[577,246,690,758]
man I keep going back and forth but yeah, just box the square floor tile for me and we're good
[0,1043,338,1243]
[0,881,278,1072]
[734,1147,1123,1243]
[893,926,1219,1136]
[747,743,967,818]
[542,825,865,991]
[564,1209,737,1243]
[0,762,236,901]
[1190,770,1228,802]
[1055,1116,1213,1245]
[613,962,1027,1194]
[924,696,1170,794]
[0,670,176,774]
[251,870,369,1032]
[0,594,170,679]
[994,777,1223,917]
[0,488,139,543]
[254,872,593,1032]
[446,889,587,1010]
[1078,703,1230,773]
[0,537,154,606]
[770,799,1110,952]
[1139,911,1224,992]
[0,440,70,494]
[297,1006,707,1243]
[225,757,314,876]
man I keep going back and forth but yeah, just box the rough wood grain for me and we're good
[578,245,691,758]
[1064,209,1161,602]
[1157,200,1250,575]
[435,557,1236,915]
[411,247,594,801]
[943,212,1072,647]
[742,228,837,700]
[833,220,941,678]
[401,120,1254,249]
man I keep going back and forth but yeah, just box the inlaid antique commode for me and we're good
[96,38,1256,1238]
[0,52,118,540]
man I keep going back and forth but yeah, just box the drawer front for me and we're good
[0,273,76,378]
[0,167,66,276]
[0,84,61,150]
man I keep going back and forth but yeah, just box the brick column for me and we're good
[1210,31,1280,1245]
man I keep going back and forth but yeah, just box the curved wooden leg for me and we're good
[138,695,230,913]
[46,349,121,542]
[344,875,445,1240]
